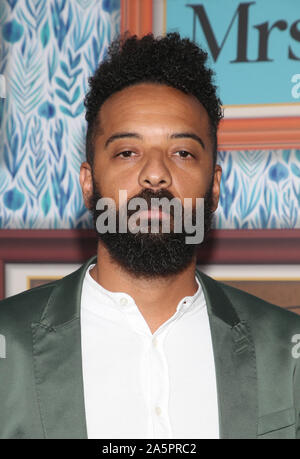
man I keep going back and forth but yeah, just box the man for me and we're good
[0,33,299,439]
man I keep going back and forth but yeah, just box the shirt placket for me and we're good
[149,331,173,439]
[117,294,195,439]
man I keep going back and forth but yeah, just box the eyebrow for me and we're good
[104,132,205,150]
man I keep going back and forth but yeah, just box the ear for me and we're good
[79,162,93,210]
[210,164,222,212]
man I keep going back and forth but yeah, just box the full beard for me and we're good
[89,180,214,280]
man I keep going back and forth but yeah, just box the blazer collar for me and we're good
[39,257,241,329]
[31,256,97,439]
[32,256,258,439]
[195,267,258,438]
[38,255,98,330]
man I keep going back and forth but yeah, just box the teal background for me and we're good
[167,0,300,105]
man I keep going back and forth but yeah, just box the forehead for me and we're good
[98,83,210,135]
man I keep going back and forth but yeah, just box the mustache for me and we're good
[90,183,179,217]
[90,179,214,245]
[125,188,178,218]
[90,185,212,221]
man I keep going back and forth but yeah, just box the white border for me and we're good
[153,0,165,37]
[223,104,300,119]
[197,264,300,280]
[5,263,300,298]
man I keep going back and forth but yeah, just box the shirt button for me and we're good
[119,297,128,306]
[152,337,158,348]
[155,406,162,416]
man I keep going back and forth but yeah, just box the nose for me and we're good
[138,154,172,191]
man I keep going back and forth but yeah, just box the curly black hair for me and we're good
[84,32,223,167]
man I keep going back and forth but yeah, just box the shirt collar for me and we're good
[84,263,204,315]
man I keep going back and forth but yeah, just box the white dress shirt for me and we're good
[80,263,219,439]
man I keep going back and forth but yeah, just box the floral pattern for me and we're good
[0,1,299,229]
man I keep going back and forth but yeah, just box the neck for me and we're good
[89,242,198,334]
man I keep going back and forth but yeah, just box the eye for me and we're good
[174,150,194,159]
[115,150,136,158]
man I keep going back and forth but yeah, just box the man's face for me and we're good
[80,82,222,278]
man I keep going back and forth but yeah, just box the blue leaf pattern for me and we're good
[213,150,300,229]
[40,19,50,47]
[0,2,298,229]
[2,19,24,42]
[0,0,120,228]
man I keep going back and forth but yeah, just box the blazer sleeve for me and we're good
[295,357,300,439]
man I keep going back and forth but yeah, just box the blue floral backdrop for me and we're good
[0,0,299,229]
[0,0,119,229]
[215,149,300,229]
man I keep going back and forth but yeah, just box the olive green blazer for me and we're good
[0,255,299,439]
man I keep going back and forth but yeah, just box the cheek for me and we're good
[175,169,210,199]
[93,167,138,207]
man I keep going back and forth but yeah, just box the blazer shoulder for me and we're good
[0,258,94,334]
[215,277,300,330]
[0,279,59,329]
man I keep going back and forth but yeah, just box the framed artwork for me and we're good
[198,264,300,314]
[163,0,300,114]
[121,0,300,150]
[0,230,299,311]
[0,229,97,299]
[5,262,80,298]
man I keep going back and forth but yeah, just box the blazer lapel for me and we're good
[195,269,258,439]
[31,255,97,439]
[31,255,258,439]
